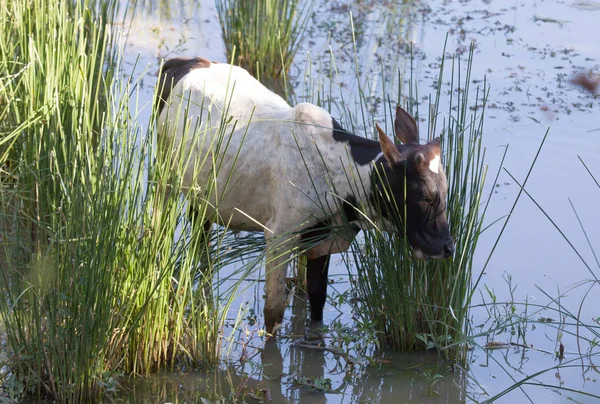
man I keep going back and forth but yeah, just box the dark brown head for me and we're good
[371,106,455,259]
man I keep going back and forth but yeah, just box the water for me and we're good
[118,0,600,402]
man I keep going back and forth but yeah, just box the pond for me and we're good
[117,0,600,402]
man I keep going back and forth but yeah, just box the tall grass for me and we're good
[215,0,312,81]
[294,40,491,359]
[345,47,490,357]
[0,1,122,398]
[0,0,260,401]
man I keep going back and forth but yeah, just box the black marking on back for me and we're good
[331,119,382,165]
[156,57,213,114]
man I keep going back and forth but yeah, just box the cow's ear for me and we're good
[427,137,442,153]
[376,122,403,166]
[394,106,419,145]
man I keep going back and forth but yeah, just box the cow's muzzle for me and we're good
[413,239,455,260]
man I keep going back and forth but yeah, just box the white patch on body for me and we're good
[428,154,441,174]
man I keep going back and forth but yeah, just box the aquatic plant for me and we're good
[473,155,600,402]
[215,0,312,81]
[0,0,262,400]
[345,48,490,357]
[296,29,494,358]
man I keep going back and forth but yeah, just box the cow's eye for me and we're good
[423,193,440,206]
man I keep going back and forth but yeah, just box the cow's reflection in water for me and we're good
[120,290,465,403]
[261,290,328,403]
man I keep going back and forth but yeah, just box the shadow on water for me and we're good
[260,76,294,105]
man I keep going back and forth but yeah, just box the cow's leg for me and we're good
[264,231,294,334]
[188,205,212,249]
[189,205,213,297]
[306,254,331,322]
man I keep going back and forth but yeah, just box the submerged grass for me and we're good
[0,0,264,401]
[471,282,600,402]
[472,156,600,402]
[215,0,312,81]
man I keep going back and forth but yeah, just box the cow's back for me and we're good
[158,61,291,132]
[157,60,367,233]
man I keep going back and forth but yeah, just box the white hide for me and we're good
[428,154,441,174]
[157,62,374,240]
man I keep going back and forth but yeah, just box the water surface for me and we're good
[118,0,600,402]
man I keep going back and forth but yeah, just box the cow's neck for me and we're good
[330,118,397,231]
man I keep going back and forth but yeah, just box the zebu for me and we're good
[156,57,455,333]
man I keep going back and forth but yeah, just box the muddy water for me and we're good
[118,0,600,402]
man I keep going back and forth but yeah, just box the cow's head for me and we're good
[372,106,455,259]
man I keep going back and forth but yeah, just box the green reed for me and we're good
[296,34,494,359]
[345,47,491,358]
[215,0,312,80]
[0,0,264,401]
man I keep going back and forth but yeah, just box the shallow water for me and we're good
[117,0,600,402]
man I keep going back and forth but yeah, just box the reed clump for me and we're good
[215,0,312,80]
[296,40,491,360]
[0,0,255,400]
[346,47,489,359]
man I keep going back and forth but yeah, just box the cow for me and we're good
[156,57,455,334]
